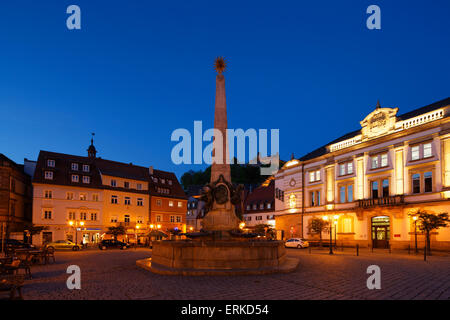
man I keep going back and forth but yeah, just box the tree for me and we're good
[308,217,329,247]
[106,226,126,240]
[409,209,449,255]
[254,223,276,239]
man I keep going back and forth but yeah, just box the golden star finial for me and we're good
[214,57,227,74]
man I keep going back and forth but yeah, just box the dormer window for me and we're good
[137,183,142,190]
[82,164,90,172]
[71,175,79,183]
[168,180,172,185]
[71,163,78,171]
[47,160,55,167]
[124,181,130,189]
[82,176,90,184]
[111,180,117,187]
[161,179,165,184]
[44,171,53,180]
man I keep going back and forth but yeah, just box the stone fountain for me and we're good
[136,58,299,275]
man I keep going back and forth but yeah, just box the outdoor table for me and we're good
[27,250,43,264]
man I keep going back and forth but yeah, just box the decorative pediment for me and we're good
[360,107,398,141]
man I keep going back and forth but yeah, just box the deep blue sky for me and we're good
[1,0,449,179]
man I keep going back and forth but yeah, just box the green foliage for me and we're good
[308,217,329,247]
[409,209,449,253]
[106,226,126,240]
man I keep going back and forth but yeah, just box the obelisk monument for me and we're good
[211,57,231,182]
[201,57,241,233]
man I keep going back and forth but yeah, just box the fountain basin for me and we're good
[136,240,300,275]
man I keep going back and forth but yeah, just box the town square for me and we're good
[0,0,449,312]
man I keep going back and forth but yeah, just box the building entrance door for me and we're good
[371,216,390,248]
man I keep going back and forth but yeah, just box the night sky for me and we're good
[1,0,449,178]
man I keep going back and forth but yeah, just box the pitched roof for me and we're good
[244,180,275,213]
[299,97,450,162]
[32,150,186,199]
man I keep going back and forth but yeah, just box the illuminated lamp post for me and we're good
[68,220,85,245]
[322,216,333,255]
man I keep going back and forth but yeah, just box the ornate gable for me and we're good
[360,106,398,141]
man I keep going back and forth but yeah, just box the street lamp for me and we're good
[68,220,85,245]
[322,216,333,254]
[412,216,418,254]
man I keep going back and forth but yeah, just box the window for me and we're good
[71,163,78,171]
[43,210,52,220]
[411,146,420,161]
[124,197,131,205]
[176,216,181,223]
[412,174,421,194]
[347,162,353,174]
[339,164,345,176]
[168,180,173,185]
[82,176,90,184]
[83,164,90,172]
[71,175,79,182]
[371,153,388,169]
[252,204,257,210]
[259,203,264,210]
[111,180,117,187]
[371,181,379,199]
[267,203,271,209]
[340,186,346,203]
[339,161,354,176]
[137,183,142,190]
[124,215,130,223]
[47,159,55,167]
[161,179,165,184]
[342,217,352,233]
[156,215,162,222]
[79,193,87,201]
[68,212,76,220]
[309,170,321,183]
[137,198,143,206]
[92,194,99,202]
[382,179,389,197]
[310,191,320,207]
[423,143,432,158]
[67,192,74,200]
[256,216,262,221]
[44,190,52,199]
[111,195,118,204]
[111,216,118,223]
[80,212,87,220]
[124,181,130,189]
[347,185,353,202]
[169,201,174,207]
[170,215,175,223]
[289,194,296,208]
[247,216,252,221]
[44,171,53,180]
[156,199,162,206]
[91,213,97,221]
[424,172,432,193]
[178,201,182,208]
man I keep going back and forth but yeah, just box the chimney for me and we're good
[149,166,154,175]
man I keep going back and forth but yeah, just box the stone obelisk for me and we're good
[211,58,231,183]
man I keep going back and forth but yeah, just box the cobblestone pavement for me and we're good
[14,248,450,300]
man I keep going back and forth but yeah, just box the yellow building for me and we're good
[275,98,450,250]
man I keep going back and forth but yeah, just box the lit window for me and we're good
[309,170,321,182]
[423,143,432,158]
[342,217,352,233]
[79,193,86,201]
[71,175,79,183]
[178,201,182,208]
[267,203,271,209]
[347,162,353,174]
[289,194,296,208]
[169,201,174,207]
[411,146,420,161]
[339,164,345,176]
[309,172,315,182]
[44,171,53,180]
[82,176,90,184]
[371,156,379,169]
[71,163,78,171]
[67,192,74,200]
[381,154,388,167]
[47,160,55,167]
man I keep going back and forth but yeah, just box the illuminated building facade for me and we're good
[275,98,450,249]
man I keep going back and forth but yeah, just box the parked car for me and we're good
[0,239,35,250]
[285,238,309,249]
[99,240,130,250]
[44,240,81,251]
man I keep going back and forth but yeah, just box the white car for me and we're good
[285,238,309,249]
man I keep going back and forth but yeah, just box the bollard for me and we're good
[424,245,427,261]
[356,244,359,256]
